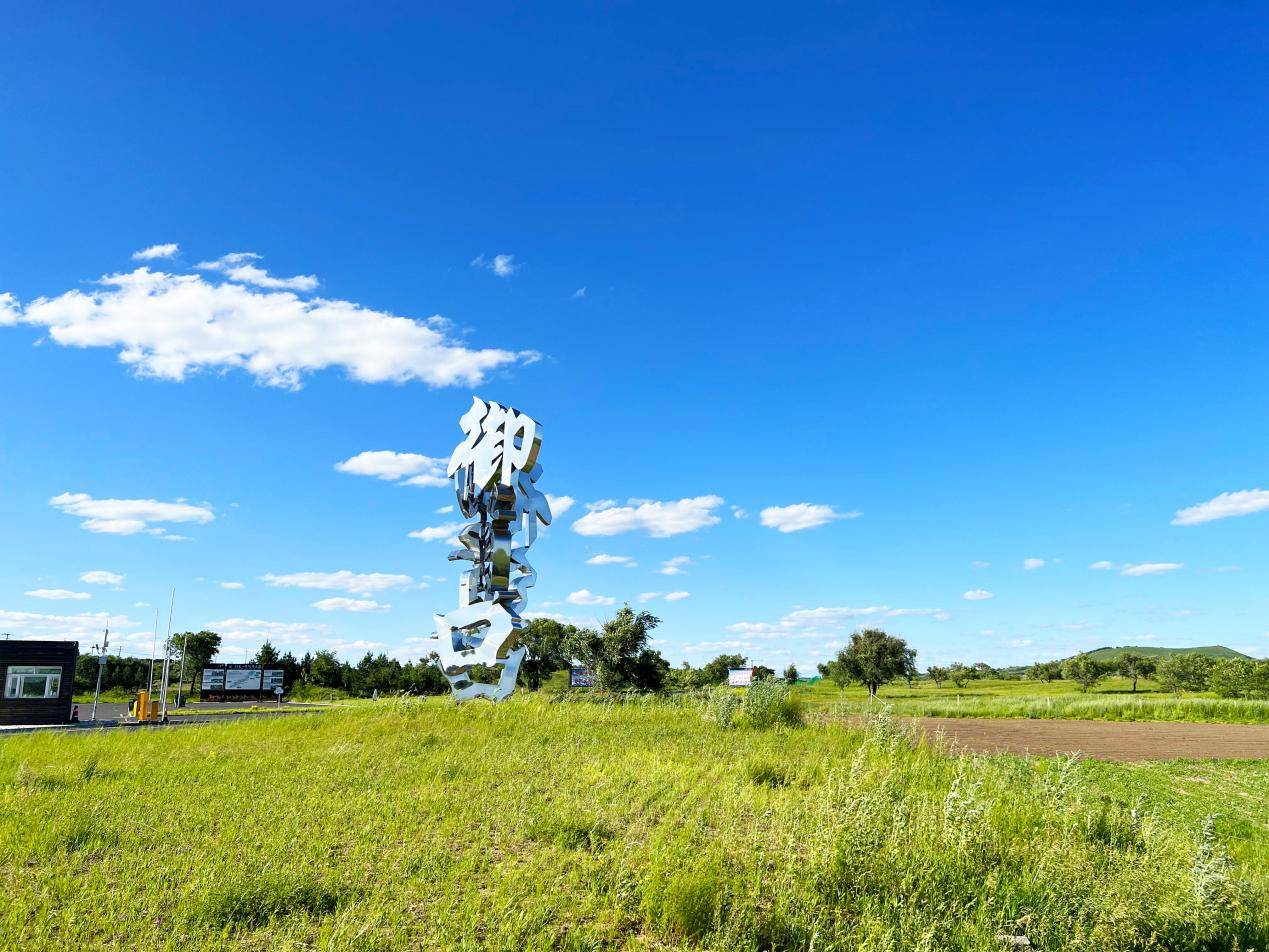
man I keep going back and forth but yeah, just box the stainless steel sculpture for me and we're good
[429,397,551,700]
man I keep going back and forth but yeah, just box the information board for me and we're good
[201,668,225,690]
[262,669,284,693]
[568,666,594,687]
[224,668,263,691]
[727,668,754,687]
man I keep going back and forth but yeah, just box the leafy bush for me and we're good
[704,685,742,727]
[741,677,804,729]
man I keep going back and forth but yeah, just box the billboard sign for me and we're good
[224,668,263,691]
[201,668,225,690]
[262,669,284,693]
[569,666,594,688]
[727,668,754,687]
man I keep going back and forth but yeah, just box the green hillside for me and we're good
[1083,645,1252,662]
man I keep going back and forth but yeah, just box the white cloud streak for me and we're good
[571,496,724,538]
[963,589,995,601]
[25,589,91,601]
[1172,489,1269,526]
[586,554,636,566]
[259,570,413,595]
[80,570,123,586]
[49,492,213,537]
[760,503,860,533]
[312,597,390,612]
[334,451,449,487]
[2,259,530,389]
[567,589,615,606]
[132,243,179,261]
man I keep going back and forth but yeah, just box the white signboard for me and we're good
[201,668,225,690]
[224,668,263,691]
[727,668,754,687]
[262,669,284,692]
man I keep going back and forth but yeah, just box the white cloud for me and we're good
[567,589,615,606]
[335,451,449,488]
[0,608,139,641]
[132,243,179,261]
[312,597,390,613]
[963,589,995,601]
[220,581,244,590]
[1172,488,1269,526]
[637,592,663,603]
[1120,562,1184,577]
[522,611,599,628]
[586,554,636,567]
[886,607,952,621]
[2,260,530,389]
[585,499,617,511]
[684,640,753,653]
[1007,638,1033,648]
[759,503,861,533]
[434,505,454,514]
[546,494,576,516]
[25,589,91,601]
[204,617,329,648]
[1089,560,1185,577]
[726,605,891,637]
[732,506,747,519]
[49,492,214,537]
[1022,558,1046,570]
[259,570,413,595]
[572,287,586,299]
[971,560,991,568]
[664,591,691,601]
[572,495,724,538]
[80,570,123,586]
[408,523,463,543]
[657,555,692,576]
[196,252,318,291]
[471,253,518,278]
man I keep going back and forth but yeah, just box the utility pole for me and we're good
[175,626,191,709]
[90,621,110,722]
[159,590,175,721]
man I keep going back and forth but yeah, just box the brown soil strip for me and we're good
[909,716,1269,762]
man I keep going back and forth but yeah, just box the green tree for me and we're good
[172,630,222,695]
[1116,652,1157,693]
[947,662,977,688]
[308,650,343,689]
[563,607,667,692]
[701,653,748,685]
[516,617,575,690]
[1026,660,1063,683]
[971,662,998,680]
[1062,653,1108,692]
[1156,652,1214,694]
[826,629,914,698]
[783,664,799,682]
[1208,658,1254,699]
[926,665,949,688]
[665,663,708,691]
[253,641,281,667]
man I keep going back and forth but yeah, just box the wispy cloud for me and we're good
[80,570,123,586]
[963,589,995,601]
[2,256,530,389]
[132,243,179,261]
[49,492,213,537]
[25,588,91,601]
[546,494,576,516]
[1022,558,1046,570]
[760,503,860,533]
[196,252,318,291]
[407,523,463,543]
[567,589,615,606]
[471,253,518,277]
[260,570,414,595]
[334,451,448,488]
[586,554,636,567]
[657,556,692,576]
[312,597,390,612]
[572,496,724,538]
[1172,488,1269,526]
[1090,560,1185,577]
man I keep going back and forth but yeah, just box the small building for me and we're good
[0,640,78,725]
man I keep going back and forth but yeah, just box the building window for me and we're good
[4,666,62,699]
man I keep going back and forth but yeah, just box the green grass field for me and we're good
[797,676,1269,724]
[2,698,1266,950]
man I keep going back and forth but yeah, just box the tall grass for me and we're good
[1,697,1265,949]
[800,677,1269,724]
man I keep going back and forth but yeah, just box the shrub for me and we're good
[742,678,804,729]
[703,685,742,727]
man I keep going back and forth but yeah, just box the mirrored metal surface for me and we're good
[430,397,550,701]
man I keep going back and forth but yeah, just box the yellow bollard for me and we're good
[136,690,149,721]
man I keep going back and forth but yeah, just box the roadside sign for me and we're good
[727,668,754,687]
[569,666,594,687]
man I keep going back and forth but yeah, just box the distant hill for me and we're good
[1082,645,1252,662]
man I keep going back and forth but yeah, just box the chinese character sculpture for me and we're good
[429,396,551,700]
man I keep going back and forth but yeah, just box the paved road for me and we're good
[912,716,1269,761]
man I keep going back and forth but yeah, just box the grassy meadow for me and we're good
[2,697,1267,950]
[797,676,1269,724]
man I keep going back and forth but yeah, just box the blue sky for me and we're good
[1,3,1266,671]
